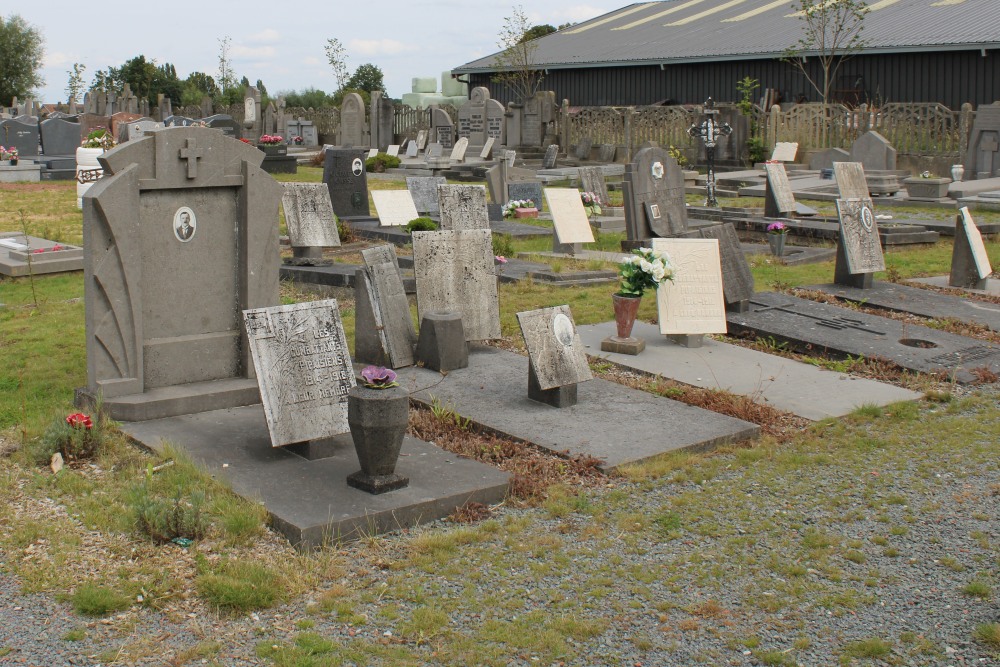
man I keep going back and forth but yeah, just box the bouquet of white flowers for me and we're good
[616,247,675,297]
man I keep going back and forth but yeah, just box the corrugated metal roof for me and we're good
[454,0,1000,72]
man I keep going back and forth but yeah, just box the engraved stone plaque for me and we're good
[770,142,798,162]
[834,162,870,200]
[544,188,596,245]
[652,238,727,335]
[243,300,356,447]
[412,229,500,341]
[959,207,993,279]
[281,183,340,248]
[836,198,885,274]
[516,305,593,390]
[450,137,469,162]
[359,245,417,368]
[764,162,796,216]
[385,144,400,157]
[578,166,610,208]
[697,223,755,305]
[372,190,420,227]
[438,184,490,230]
[406,176,447,215]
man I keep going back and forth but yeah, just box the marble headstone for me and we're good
[356,245,417,368]
[544,188,596,245]
[764,162,796,217]
[372,190,419,227]
[836,198,885,274]
[282,183,340,248]
[39,118,81,156]
[322,148,370,217]
[340,92,368,147]
[450,137,469,162]
[367,147,379,159]
[406,176,448,215]
[516,305,593,390]
[438,184,490,230]
[950,207,993,288]
[652,238,726,335]
[770,142,798,162]
[385,144,400,157]
[406,141,418,158]
[0,119,39,157]
[480,137,496,159]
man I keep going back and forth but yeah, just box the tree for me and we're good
[784,0,868,105]
[216,36,240,103]
[520,24,556,43]
[181,72,219,106]
[65,63,86,103]
[345,64,384,95]
[492,5,545,104]
[324,38,349,93]
[0,14,45,104]
[280,87,334,109]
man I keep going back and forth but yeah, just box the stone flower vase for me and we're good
[612,293,642,339]
[951,164,965,182]
[768,233,786,257]
[346,385,410,494]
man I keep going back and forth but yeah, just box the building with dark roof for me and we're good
[453,0,999,109]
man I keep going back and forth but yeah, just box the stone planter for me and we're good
[903,176,951,200]
[257,144,287,157]
[768,233,787,257]
[515,207,539,219]
[346,385,410,494]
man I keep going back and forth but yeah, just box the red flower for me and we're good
[66,413,93,430]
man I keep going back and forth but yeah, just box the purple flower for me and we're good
[361,365,399,389]
[767,222,787,234]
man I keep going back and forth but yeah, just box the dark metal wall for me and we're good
[469,50,997,110]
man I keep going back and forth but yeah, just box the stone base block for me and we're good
[347,470,410,495]
[726,300,750,314]
[75,378,262,422]
[528,364,578,408]
[552,238,583,255]
[669,334,704,348]
[285,433,353,461]
[416,312,469,372]
[601,336,645,355]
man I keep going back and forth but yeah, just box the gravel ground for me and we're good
[1,387,997,666]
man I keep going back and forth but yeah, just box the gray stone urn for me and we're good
[768,233,787,257]
[346,385,410,494]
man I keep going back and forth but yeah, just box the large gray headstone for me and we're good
[203,114,242,139]
[340,93,368,147]
[809,147,850,171]
[836,198,885,274]
[764,162,796,217]
[412,229,501,341]
[406,176,448,215]
[516,305,592,390]
[282,183,340,248]
[849,131,896,171]
[578,166,609,208]
[438,184,489,230]
[697,223,755,305]
[243,300,355,447]
[431,107,454,149]
[322,148,370,217]
[39,118,80,156]
[624,147,687,239]
[356,245,417,368]
[964,103,1000,180]
[507,181,543,208]
[0,119,39,157]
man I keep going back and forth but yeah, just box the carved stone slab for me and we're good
[359,245,417,368]
[764,162,796,217]
[578,166,610,208]
[450,137,469,162]
[438,184,490,230]
[770,142,798,162]
[372,190,419,227]
[243,300,356,447]
[516,305,593,390]
[544,188,596,245]
[834,162,870,200]
[697,223,755,304]
[624,147,687,239]
[406,176,447,215]
[652,238,727,335]
[412,229,500,341]
[958,207,993,280]
[837,198,885,274]
[282,183,340,248]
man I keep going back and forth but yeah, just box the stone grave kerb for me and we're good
[79,127,283,420]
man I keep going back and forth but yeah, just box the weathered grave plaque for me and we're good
[0,233,83,277]
[340,93,367,147]
[542,144,559,169]
[406,176,447,215]
[282,183,340,248]
[405,141,418,158]
[951,207,993,288]
[764,162,796,217]
[450,137,469,162]
[372,190,419,227]
[544,188,596,245]
[480,137,495,159]
[770,142,798,162]
[837,198,885,274]
[697,223,755,307]
[385,144,400,158]
[835,162,870,199]
[850,131,896,171]
[426,143,443,159]
[323,148,370,217]
[578,166,610,209]
[415,129,427,150]
[516,305,593,390]
[438,184,489,230]
[624,147,687,239]
[243,300,355,447]
[507,181,543,207]
[356,245,417,368]
[412,229,500,341]
[652,238,726,335]
[367,148,378,159]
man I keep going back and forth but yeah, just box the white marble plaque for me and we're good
[652,239,727,335]
[438,184,490,230]
[243,300,355,447]
[372,190,420,227]
[281,183,340,248]
[244,97,256,124]
[544,188,596,245]
[386,144,400,157]
[412,229,500,341]
[450,137,469,162]
[367,148,379,159]
[836,198,885,274]
[516,305,592,390]
[959,207,993,279]
[416,129,427,150]
[480,137,495,159]
[770,142,798,162]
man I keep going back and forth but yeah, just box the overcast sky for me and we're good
[16,1,626,104]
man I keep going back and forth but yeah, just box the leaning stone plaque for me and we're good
[412,229,500,341]
[243,300,356,448]
[450,137,469,162]
[951,207,993,288]
[544,188,596,245]
[372,190,420,227]
[652,238,727,335]
[385,144,400,157]
[516,305,593,390]
[480,137,496,159]
[834,162,870,200]
[438,184,489,230]
[406,176,447,215]
[836,198,885,274]
[770,142,798,162]
[357,245,417,368]
[282,183,340,248]
[764,162,796,217]
[697,223,755,307]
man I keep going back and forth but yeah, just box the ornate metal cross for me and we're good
[688,98,732,207]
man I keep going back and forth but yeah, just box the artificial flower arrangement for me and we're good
[293,135,304,145]
[580,191,602,215]
[81,129,114,150]
[1,146,18,160]
[616,247,675,297]
[767,221,788,235]
[502,199,536,219]
[361,365,399,389]
[258,134,284,145]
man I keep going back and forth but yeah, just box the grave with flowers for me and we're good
[0,232,83,276]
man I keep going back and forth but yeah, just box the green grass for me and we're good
[196,559,286,613]
[70,583,131,616]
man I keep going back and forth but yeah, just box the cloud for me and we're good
[248,29,281,43]
[347,39,409,57]
[302,56,322,66]
[232,45,276,58]
[44,51,74,68]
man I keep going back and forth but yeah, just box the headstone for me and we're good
[544,188,596,245]
[480,137,495,159]
[426,143,443,159]
[405,141,418,158]
[520,91,556,147]
[322,148,370,217]
[109,112,142,141]
[118,118,162,143]
[517,305,592,405]
[578,166,610,208]
[385,144,400,158]
[430,107,454,149]
[39,118,80,156]
[456,87,505,152]
[372,190,420,227]
[597,144,617,163]
[281,183,340,248]
[574,138,592,161]
[415,129,428,151]
[412,229,501,341]
[770,142,798,162]
[406,176,448,215]
[764,162,796,217]
[204,114,242,139]
[79,127,284,421]
[850,131,896,171]
[450,137,469,162]
[623,147,687,240]
[367,148,379,159]
[809,147,850,171]
[835,162,870,200]
[370,91,394,152]
[963,103,1000,180]
[163,115,196,127]
[356,245,417,368]
[504,150,516,167]
[835,197,885,282]
[542,144,558,169]
[697,223,755,308]
[243,300,355,447]
[438,184,489,230]
[651,238,727,335]
[340,93,368,147]
[507,181,543,208]
[78,114,110,143]
[950,207,993,289]
[0,119,39,157]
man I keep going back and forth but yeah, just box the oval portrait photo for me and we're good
[173,207,197,242]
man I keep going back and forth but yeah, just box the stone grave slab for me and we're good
[480,137,495,159]
[358,245,417,368]
[835,162,870,199]
[323,148,370,217]
[542,144,558,169]
[837,197,886,274]
[450,137,469,162]
[696,223,755,305]
[282,183,340,248]
[574,138,592,160]
[850,130,896,171]
[908,275,1000,297]
[339,93,367,148]
[243,300,355,447]
[726,292,1000,383]
[770,142,798,162]
[0,119,39,157]
[405,141,418,158]
[372,190,419,227]
[415,130,427,150]
[764,162,796,217]
[810,147,850,171]
[804,282,1000,333]
[544,187,596,245]
[578,166,610,209]
[395,347,759,471]
[0,233,83,276]
[121,405,510,549]
[508,181,543,208]
[952,207,993,286]
[367,148,378,159]
[426,143,443,159]
[516,305,592,390]
[576,321,921,421]
[412,229,500,341]
[652,238,727,335]
[385,144,400,158]
[406,176,447,215]
[438,184,489,230]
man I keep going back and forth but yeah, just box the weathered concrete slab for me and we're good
[907,275,1000,297]
[577,321,921,420]
[396,347,759,470]
[0,233,83,276]
[727,292,1000,383]
[121,405,510,550]
[805,282,1000,332]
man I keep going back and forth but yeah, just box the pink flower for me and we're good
[66,413,93,430]
[495,255,508,264]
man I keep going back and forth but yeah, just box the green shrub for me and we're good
[25,412,105,466]
[337,217,356,243]
[197,560,284,612]
[365,153,401,172]
[405,217,437,233]
[746,136,768,164]
[129,480,207,543]
[71,583,131,616]
[492,233,515,258]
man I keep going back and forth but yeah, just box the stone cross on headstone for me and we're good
[179,138,205,179]
[688,98,732,207]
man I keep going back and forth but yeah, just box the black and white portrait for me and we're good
[173,207,197,242]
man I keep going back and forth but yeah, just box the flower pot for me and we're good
[257,144,287,157]
[951,164,965,182]
[612,293,642,340]
[9,159,17,166]
[76,147,104,209]
[346,385,410,494]
[768,233,786,257]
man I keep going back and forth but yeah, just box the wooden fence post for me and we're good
[768,104,780,149]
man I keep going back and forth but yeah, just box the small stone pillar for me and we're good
[415,312,469,372]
